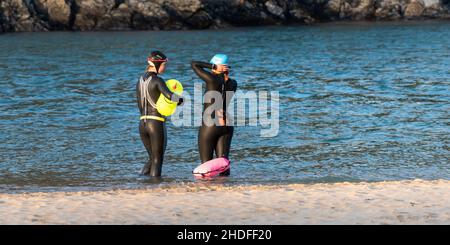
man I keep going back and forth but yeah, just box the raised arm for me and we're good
[191,61,217,85]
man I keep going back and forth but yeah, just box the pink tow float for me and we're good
[193,157,230,178]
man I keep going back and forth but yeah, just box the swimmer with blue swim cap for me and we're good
[191,54,238,176]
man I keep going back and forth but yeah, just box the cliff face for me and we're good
[1,0,449,32]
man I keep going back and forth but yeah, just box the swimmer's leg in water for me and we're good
[198,126,220,163]
[198,126,233,176]
[216,127,233,176]
[139,122,152,175]
[139,120,166,177]
[215,128,233,158]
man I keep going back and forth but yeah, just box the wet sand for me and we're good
[0,179,449,224]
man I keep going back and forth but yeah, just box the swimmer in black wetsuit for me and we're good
[136,51,182,177]
[191,54,237,176]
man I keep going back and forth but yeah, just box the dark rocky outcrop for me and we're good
[323,0,375,20]
[0,0,48,31]
[1,0,449,32]
[34,0,72,28]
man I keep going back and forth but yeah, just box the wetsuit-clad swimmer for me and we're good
[136,51,183,177]
[191,54,237,176]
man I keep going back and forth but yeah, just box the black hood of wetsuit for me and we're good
[148,51,167,74]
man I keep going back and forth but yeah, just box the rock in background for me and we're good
[34,0,73,29]
[0,0,49,31]
[0,0,449,32]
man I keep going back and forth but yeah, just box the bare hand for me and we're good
[215,64,229,73]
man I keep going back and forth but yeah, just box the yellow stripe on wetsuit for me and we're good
[140,115,165,122]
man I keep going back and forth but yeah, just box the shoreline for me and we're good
[1,179,449,224]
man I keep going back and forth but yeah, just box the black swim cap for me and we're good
[147,51,168,73]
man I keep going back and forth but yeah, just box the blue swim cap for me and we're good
[210,54,228,65]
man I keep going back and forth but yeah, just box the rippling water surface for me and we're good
[0,22,449,192]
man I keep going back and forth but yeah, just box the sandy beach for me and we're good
[0,179,449,225]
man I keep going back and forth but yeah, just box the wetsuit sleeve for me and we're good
[191,61,216,86]
[155,77,181,103]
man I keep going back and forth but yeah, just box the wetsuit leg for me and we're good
[198,126,220,163]
[216,126,234,176]
[139,120,166,177]
[215,127,234,159]
[139,121,153,175]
